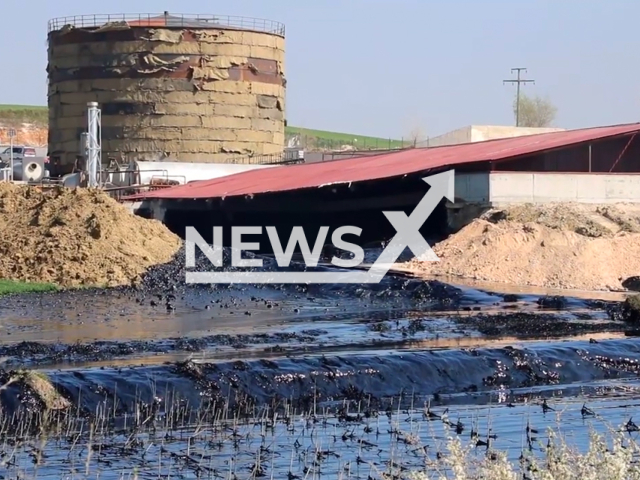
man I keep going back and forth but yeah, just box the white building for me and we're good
[424,125,565,148]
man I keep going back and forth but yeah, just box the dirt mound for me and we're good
[2,370,71,411]
[0,124,47,147]
[0,183,181,287]
[405,203,640,291]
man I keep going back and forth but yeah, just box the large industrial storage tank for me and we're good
[47,13,286,175]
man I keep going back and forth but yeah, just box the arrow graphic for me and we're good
[185,169,454,284]
[364,169,454,282]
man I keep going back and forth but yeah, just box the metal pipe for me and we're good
[131,160,276,184]
[9,135,13,182]
[588,143,592,172]
[103,184,175,192]
[149,174,187,184]
[105,168,170,187]
[8,128,16,182]
[86,102,101,187]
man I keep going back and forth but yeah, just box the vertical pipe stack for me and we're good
[86,102,101,187]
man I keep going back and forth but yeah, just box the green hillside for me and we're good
[0,104,48,125]
[284,126,404,150]
[0,104,404,150]
[0,104,47,111]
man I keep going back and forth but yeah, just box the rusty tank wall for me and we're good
[47,21,285,175]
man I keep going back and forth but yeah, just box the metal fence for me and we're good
[304,149,408,163]
[48,13,285,36]
[286,134,412,152]
[227,152,303,165]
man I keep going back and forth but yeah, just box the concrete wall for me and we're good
[454,172,640,205]
[470,125,564,142]
[47,22,285,174]
[427,125,565,147]
[426,126,473,147]
[490,172,640,204]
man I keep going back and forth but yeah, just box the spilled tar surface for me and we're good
[1,248,640,479]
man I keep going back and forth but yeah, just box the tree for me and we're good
[514,93,558,128]
[406,126,427,147]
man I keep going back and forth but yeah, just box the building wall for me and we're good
[426,126,473,147]
[495,135,640,173]
[47,23,285,174]
[470,125,564,142]
[454,171,640,205]
[454,172,491,203]
[427,125,565,148]
[490,172,640,204]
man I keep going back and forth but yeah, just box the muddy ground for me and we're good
[1,248,640,479]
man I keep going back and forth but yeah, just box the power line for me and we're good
[503,68,535,127]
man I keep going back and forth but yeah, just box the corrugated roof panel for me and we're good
[124,123,640,201]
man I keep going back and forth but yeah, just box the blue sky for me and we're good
[1,0,638,139]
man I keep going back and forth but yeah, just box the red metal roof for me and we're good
[124,123,640,201]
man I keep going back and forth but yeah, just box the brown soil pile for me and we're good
[0,125,47,147]
[0,183,182,287]
[404,203,640,291]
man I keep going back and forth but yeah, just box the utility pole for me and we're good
[503,68,534,127]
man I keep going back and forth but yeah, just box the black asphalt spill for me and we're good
[2,337,639,420]
[1,247,640,478]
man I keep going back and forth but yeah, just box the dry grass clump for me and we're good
[491,203,612,238]
[1,380,639,480]
[0,369,71,413]
[405,427,640,480]
[0,183,181,287]
[596,205,640,234]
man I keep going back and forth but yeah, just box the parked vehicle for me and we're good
[0,146,36,163]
